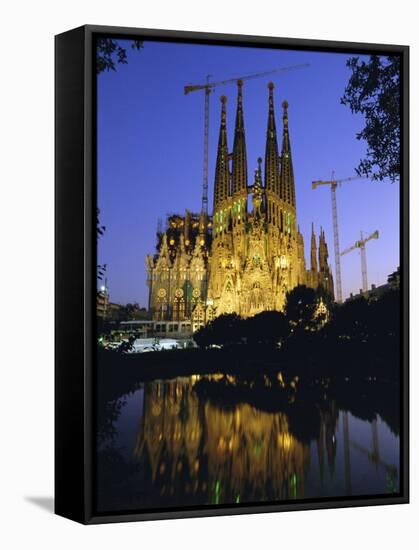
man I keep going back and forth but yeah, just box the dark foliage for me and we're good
[285,285,319,332]
[97,208,106,281]
[387,266,400,288]
[244,310,289,346]
[193,314,242,348]
[189,285,400,385]
[96,39,143,74]
[327,296,370,341]
[341,55,400,182]
[116,303,147,321]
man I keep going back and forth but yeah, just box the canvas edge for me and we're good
[55,25,88,524]
[54,24,409,525]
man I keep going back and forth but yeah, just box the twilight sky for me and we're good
[97,39,400,307]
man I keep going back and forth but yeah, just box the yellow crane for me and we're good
[311,174,365,302]
[185,63,310,216]
[341,230,379,293]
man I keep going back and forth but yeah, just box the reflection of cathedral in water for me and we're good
[133,378,339,505]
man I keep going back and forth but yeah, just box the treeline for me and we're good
[193,285,329,348]
[97,302,148,337]
[194,285,399,347]
[193,285,401,382]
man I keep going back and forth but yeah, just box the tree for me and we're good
[245,310,289,347]
[193,314,242,348]
[368,289,400,339]
[97,208,107,281]
[193,324,212,349]
[387,266,400,289]
[117,303,147,321]
[327,296,370,341]
[285,285,319,332]
[96,39,143,74]
[341,55,400,182]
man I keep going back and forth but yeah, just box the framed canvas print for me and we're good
[55,25,409,524]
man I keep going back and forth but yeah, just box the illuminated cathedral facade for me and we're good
[146,81,334,330]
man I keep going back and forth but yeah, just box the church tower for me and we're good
[207,95,236,316]
[279,99,297,239]
[318,227,335,299]
[280,100,296,207]
[318,227,327,272]
[264,82,281,229]
[231,80,248,223]
[311,223,318,272]
[213,95,230,232]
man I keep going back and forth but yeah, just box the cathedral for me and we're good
[146,81,334,331]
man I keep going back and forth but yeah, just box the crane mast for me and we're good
[201,75,211,217]
[311,174,365,302]
[330,182,342,303]
[185,63,310,216]
[360,233,368,292]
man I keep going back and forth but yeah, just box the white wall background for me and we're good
[0,1,416,548]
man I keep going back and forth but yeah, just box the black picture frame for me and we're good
[55,24,409,524]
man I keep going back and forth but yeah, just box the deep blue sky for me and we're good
[97,40,399,306]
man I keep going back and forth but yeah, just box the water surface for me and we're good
[96,374,399,512]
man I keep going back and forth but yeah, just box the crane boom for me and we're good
[362,229,379,245]
[184,63,310,95]
[341,230,379,293]
[341,230,379,256]
[312,175,363,190]
[340,243,357,256]
[185,63,310,215]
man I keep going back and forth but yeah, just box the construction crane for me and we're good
[185,63,310,216]
[311,174,365,303]
[341,230,379,293]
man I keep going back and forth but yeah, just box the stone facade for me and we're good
[146,82,334,329]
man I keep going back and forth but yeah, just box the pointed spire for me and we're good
[264,82,280,195]
[213,96,230,210]
[319,228,329,272]
[319,227,324,270]
[280,100,296,206]
[251,157,264,220]
[297,224,304,244]
[311,223,318,271]
[324,230,330,258]
[232,80,248,196]
[156,232,172,269]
